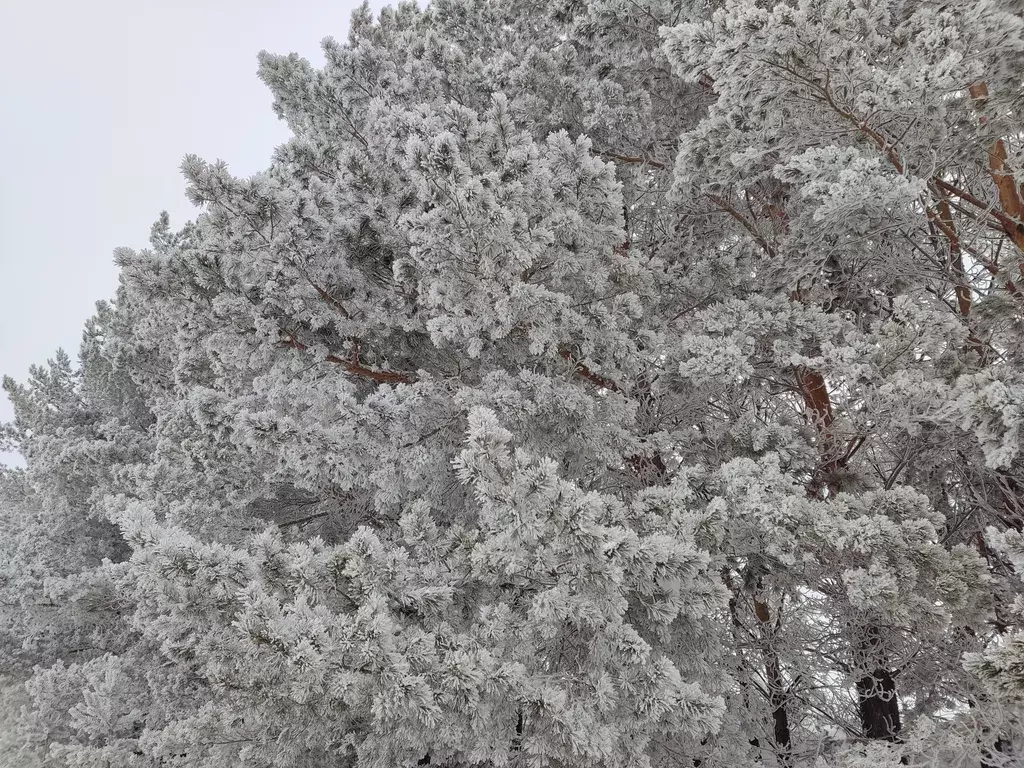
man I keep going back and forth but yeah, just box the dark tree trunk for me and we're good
[855,668,901,740]
[755,596,792,766]
[854,625,901,742]
[768,676,793,760]
[982,737,1013,768]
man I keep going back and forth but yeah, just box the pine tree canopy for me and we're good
[3,1,1024,766]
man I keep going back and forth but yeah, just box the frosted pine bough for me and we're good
[2,0,1024,766]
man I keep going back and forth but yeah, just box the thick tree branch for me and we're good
[935,197,989,361]
[558,349,625,394]
[279,336,414,384]
[598,151,669,170]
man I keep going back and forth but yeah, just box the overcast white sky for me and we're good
[0,0,377,464]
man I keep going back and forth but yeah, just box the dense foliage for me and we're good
[3,1,1024,766]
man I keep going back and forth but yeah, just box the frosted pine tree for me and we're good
[2,1,1023,767]
[661,0,1024,763]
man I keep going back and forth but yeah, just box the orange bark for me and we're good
[969,82,1024,254]
[279,336,413,384]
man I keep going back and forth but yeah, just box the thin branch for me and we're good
[707,193,778,258]
[596,151,669,170]
[278,511,331,529]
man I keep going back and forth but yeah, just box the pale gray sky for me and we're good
[0,0,376,464]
